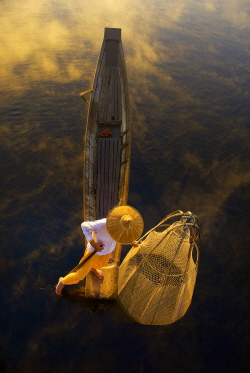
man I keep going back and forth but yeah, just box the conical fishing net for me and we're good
[118,211,200,325]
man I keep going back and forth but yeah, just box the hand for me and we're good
[91,241,105,252]
[131,241,139,247]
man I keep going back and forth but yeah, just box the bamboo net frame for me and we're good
[118,211,200,325]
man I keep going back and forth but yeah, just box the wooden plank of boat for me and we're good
[83,28,131,299]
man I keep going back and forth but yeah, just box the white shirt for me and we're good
[81,218,116,256]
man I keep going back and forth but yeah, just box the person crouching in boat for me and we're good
[55,205,144,295]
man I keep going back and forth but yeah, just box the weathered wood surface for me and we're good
[98,68,122,124]
[85,263,119,299]
[96,138,121,219]
[83,28,130,299]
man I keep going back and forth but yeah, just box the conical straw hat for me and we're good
[106,205,144,244]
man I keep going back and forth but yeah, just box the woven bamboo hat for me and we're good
[106,205,144,244]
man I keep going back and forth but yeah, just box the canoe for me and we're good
[82,28,131,299]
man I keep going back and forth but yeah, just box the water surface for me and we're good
[1,0,250,372]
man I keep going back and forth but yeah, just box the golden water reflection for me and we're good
[1,0,250,243]
[1,2,250,371]
[1,0,249,225]
[1,0,250,95]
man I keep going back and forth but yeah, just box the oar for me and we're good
[67,250,97,274]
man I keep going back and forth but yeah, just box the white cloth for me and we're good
[81,218,116,256]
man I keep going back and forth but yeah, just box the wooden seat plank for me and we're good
[96,138,121,218]
[117,69,122,123]
[97,66,123,124]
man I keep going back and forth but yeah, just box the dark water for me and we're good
[1,1,250,372]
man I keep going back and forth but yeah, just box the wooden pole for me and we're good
[67,250,97,274]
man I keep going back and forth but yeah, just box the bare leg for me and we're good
[91,268,104,280]
[90,253,111,280]
[55,277,64,294]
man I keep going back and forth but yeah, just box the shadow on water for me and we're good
[60,286,194,330]
[60,287,115,315]
[60,286,137,324]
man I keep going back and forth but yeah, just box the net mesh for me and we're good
[118,212,200,325]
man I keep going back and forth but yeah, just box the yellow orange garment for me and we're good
[61,249,111,285]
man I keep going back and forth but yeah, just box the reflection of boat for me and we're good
[81,28,131,299]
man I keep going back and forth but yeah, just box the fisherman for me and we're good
[55,205,143,295]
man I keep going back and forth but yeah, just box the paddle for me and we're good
[68,250,97,274]
[67,241,106,274]
[55,248,102,295]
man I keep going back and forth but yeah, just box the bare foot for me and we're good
[55,277,64,294]
[91,268,104,280]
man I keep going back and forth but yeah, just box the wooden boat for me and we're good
[81,28,131,299]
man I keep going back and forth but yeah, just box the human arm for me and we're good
[81,221,98,242]
[89,238,105,252]
[81,220,107,252]
[130,241,139,247]
[81,219,106,242]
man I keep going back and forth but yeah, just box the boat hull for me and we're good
[83,28,131,299]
